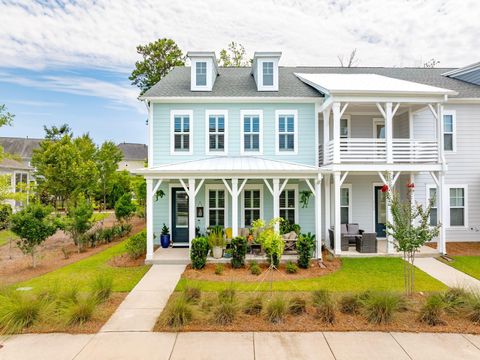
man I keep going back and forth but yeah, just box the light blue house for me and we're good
[136,51,480,262]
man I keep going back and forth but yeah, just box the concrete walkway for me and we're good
[415,258,480,292]
[1,331,479,360]
[101,264,185,332]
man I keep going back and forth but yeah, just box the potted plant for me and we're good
[160,223,170,248]
[208,226,225,259]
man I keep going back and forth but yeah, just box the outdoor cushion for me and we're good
[347,223,360,234]
[283,231,297,240]
[341,224,348,234]
[239,228,250,238]
[225,227,232,239]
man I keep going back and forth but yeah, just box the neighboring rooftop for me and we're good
[0,157,32,171]
[142,66,480,99]
[0,137,42,160]
[117,142,148,161]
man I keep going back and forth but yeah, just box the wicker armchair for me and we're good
[355,233,378,253]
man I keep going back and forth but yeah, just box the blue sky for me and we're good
[0,0,479,144]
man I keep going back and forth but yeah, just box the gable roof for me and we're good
[117,143,147,161]
[0,137,42,159]
[141,66,480,99]
[0,158,32,171]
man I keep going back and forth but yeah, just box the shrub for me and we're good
[288,296,306,315]
[215,263,224,275]
[285,261,298,274]
[190,237,209,269]
[466,292,480,324]
[266,295,286,323]
[418,294,446,326]
[213,301,236,325]
[296,233,315,269]
[339,294,363,315]
[312,290,336,324]
[218,287,236,303]
[114,193,136,222]
[62,294,97,325]
[125,230,147,259]
[243,296,263,315]
[183,286,201,304]
[60,284,80,303]
[253,218,284,267]
[363,291,404,324]
[99,227,115,243]
[163,297,192,327]
[91,275,113,303]
[200,298,215,313]
[64,195,93,252]
[231,236,247,268]
[0,292,48,334]
[441,287,469,314]
[0,203,12,230]
[250,262,261,276]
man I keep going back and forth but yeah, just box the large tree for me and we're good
[218,42,251,67]
[96,141,123,211]
[129,38,185,95]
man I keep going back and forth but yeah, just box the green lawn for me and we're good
[0,229,18,247]
[16,239,150,292]
[444,256,480,280]
[90,212,111,223]
[177,257,447,293]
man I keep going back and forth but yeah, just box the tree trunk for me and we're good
[32,248,36,268]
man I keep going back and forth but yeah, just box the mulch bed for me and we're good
[426,242,480,256]
[154,292,480,334]
[0,215,145,286]
[182,257,341,282]
[109,253,145,267]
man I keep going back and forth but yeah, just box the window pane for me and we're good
[444,134,453,151]
[196,62,207,86]
[244,191,251,207]
[444,115,453,132]
[176,191,189,227]
[450,208,464,226]
[286,190,294,208]
[174,117,181,132]
[182,135,189,150]
[340,188,349,206]
[252,191,260,208]
[287,117,294,132]
[183,117,189,132]
[209,117,216,132]
[279,192,286,208]
[209,190,216,208]
[429,188,437,207]
[218,116,224,132]
[279,117,285,132]
[450,188,464,206]
[209,135,216,149]
[218,190,225,208]
[251,135,259,150]
[174,135,182,149]
[430,208,437,226]
[340,119,349,137]
[217,135,224,150]
[245,211,253,227]
[263,62,273,86]
[244,117,251,132]
[252,117,259,132]
[341,207,349,224]
[244,135,251,150]
[287,134,294,149]
[279,135,286,150]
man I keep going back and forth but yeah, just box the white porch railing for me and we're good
[323,138,439,164]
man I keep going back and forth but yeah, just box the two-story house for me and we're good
[136,52,480,262]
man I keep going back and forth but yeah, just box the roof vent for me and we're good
[186,51,218,91]
[251,52,282,91]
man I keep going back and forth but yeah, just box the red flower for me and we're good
[407,183,415,189]
[381,184,389,193]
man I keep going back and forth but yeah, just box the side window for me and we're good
[427,187,437,226]
[449,187,465,226]
[443,112,455,151]
[262,62,274,86]
[196,62,207,86]
[243,189,261,227]
[208,189,225,227]
[280,189,296,225]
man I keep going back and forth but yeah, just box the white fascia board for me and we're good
[446,98,480,104]
[144,96,322,103]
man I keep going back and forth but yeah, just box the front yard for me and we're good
[442,256,480,280]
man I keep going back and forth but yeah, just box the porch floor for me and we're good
[338,239,438,258]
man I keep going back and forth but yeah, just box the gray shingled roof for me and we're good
[0,137,42,160]
[117,143,147,161]
[142,66,480,99]
[0,158,32,171]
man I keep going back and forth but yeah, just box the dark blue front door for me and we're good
[374,186,386,237]
[172,188,189,245]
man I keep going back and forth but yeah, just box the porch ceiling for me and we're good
[134,156,319,178]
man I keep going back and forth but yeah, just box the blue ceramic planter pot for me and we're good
[160,234,171,248]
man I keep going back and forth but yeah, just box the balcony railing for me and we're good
[322,138,439,165]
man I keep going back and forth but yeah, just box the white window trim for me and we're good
[275,110,298,155]
[340,184,352,224]
[340,115,351,138]
[426,184,438,226]
[190,58,213,91]
[195,61,207,87]
[443,110,456,153]
[372,118,385,139]
[280,184,299,224]
[240,184,264,227]
[257,58,279,91]
[13,171,29,193]
[205,109,228,155]
[240,110,263,155]
[170,110,193,155]
[447,184,468,229]
[205,184,229,228]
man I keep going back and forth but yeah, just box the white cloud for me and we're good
[0,0,478,71]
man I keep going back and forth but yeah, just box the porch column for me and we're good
[436,103,445,164]
[385,102,393,164]
[231,178,239,238]
[273,178,280,232]
[333,171,341,254]
[386,171,394,254]
[324,174,331,245]
[437,171,447,255]
[315,176,323,259]
[332,102,341,164]
[188,178,196,246]
[323,108,330,164]
[146,178,154,260]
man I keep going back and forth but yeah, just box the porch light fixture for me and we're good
[196,201,204,217]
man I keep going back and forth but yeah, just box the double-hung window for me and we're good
[171,110,193,155]
[450,187,466,227]
[196,62,207,86]
[208,188,226,227]
[340,185,351,224]
[280,187,297,225]
[243,189,261,227]
[263,62,274,86]
[241,111,262,154]
[14,172,28,193]
[276,110,297,154]
[206,110,227,154]
[443,111,456,151]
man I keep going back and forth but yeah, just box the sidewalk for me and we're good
[415,258,480,291]
[1,331,479,360]
[101,264,185,332]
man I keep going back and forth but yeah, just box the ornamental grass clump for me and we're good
[466,292,480,324]
[418,293,446,326]
[288,296,307,315]
[285,261,298,274]
[91,275,113,303]
[363,291,404,324]
[62,294,97,325]
[183,286,201,304]
[243,295,263,315]
[0,292,50,334]
[339,293,363,315]
[266,295,286,324]
[250,262,261,276]
[163,297,193,328]
[312,290,336,324]
[215,263,224,275]
[441,287,469,314]
[213,300,237,325]
[218,287,236,303]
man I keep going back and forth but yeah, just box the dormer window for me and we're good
[196,62,207,86]
[263,62,274,86]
